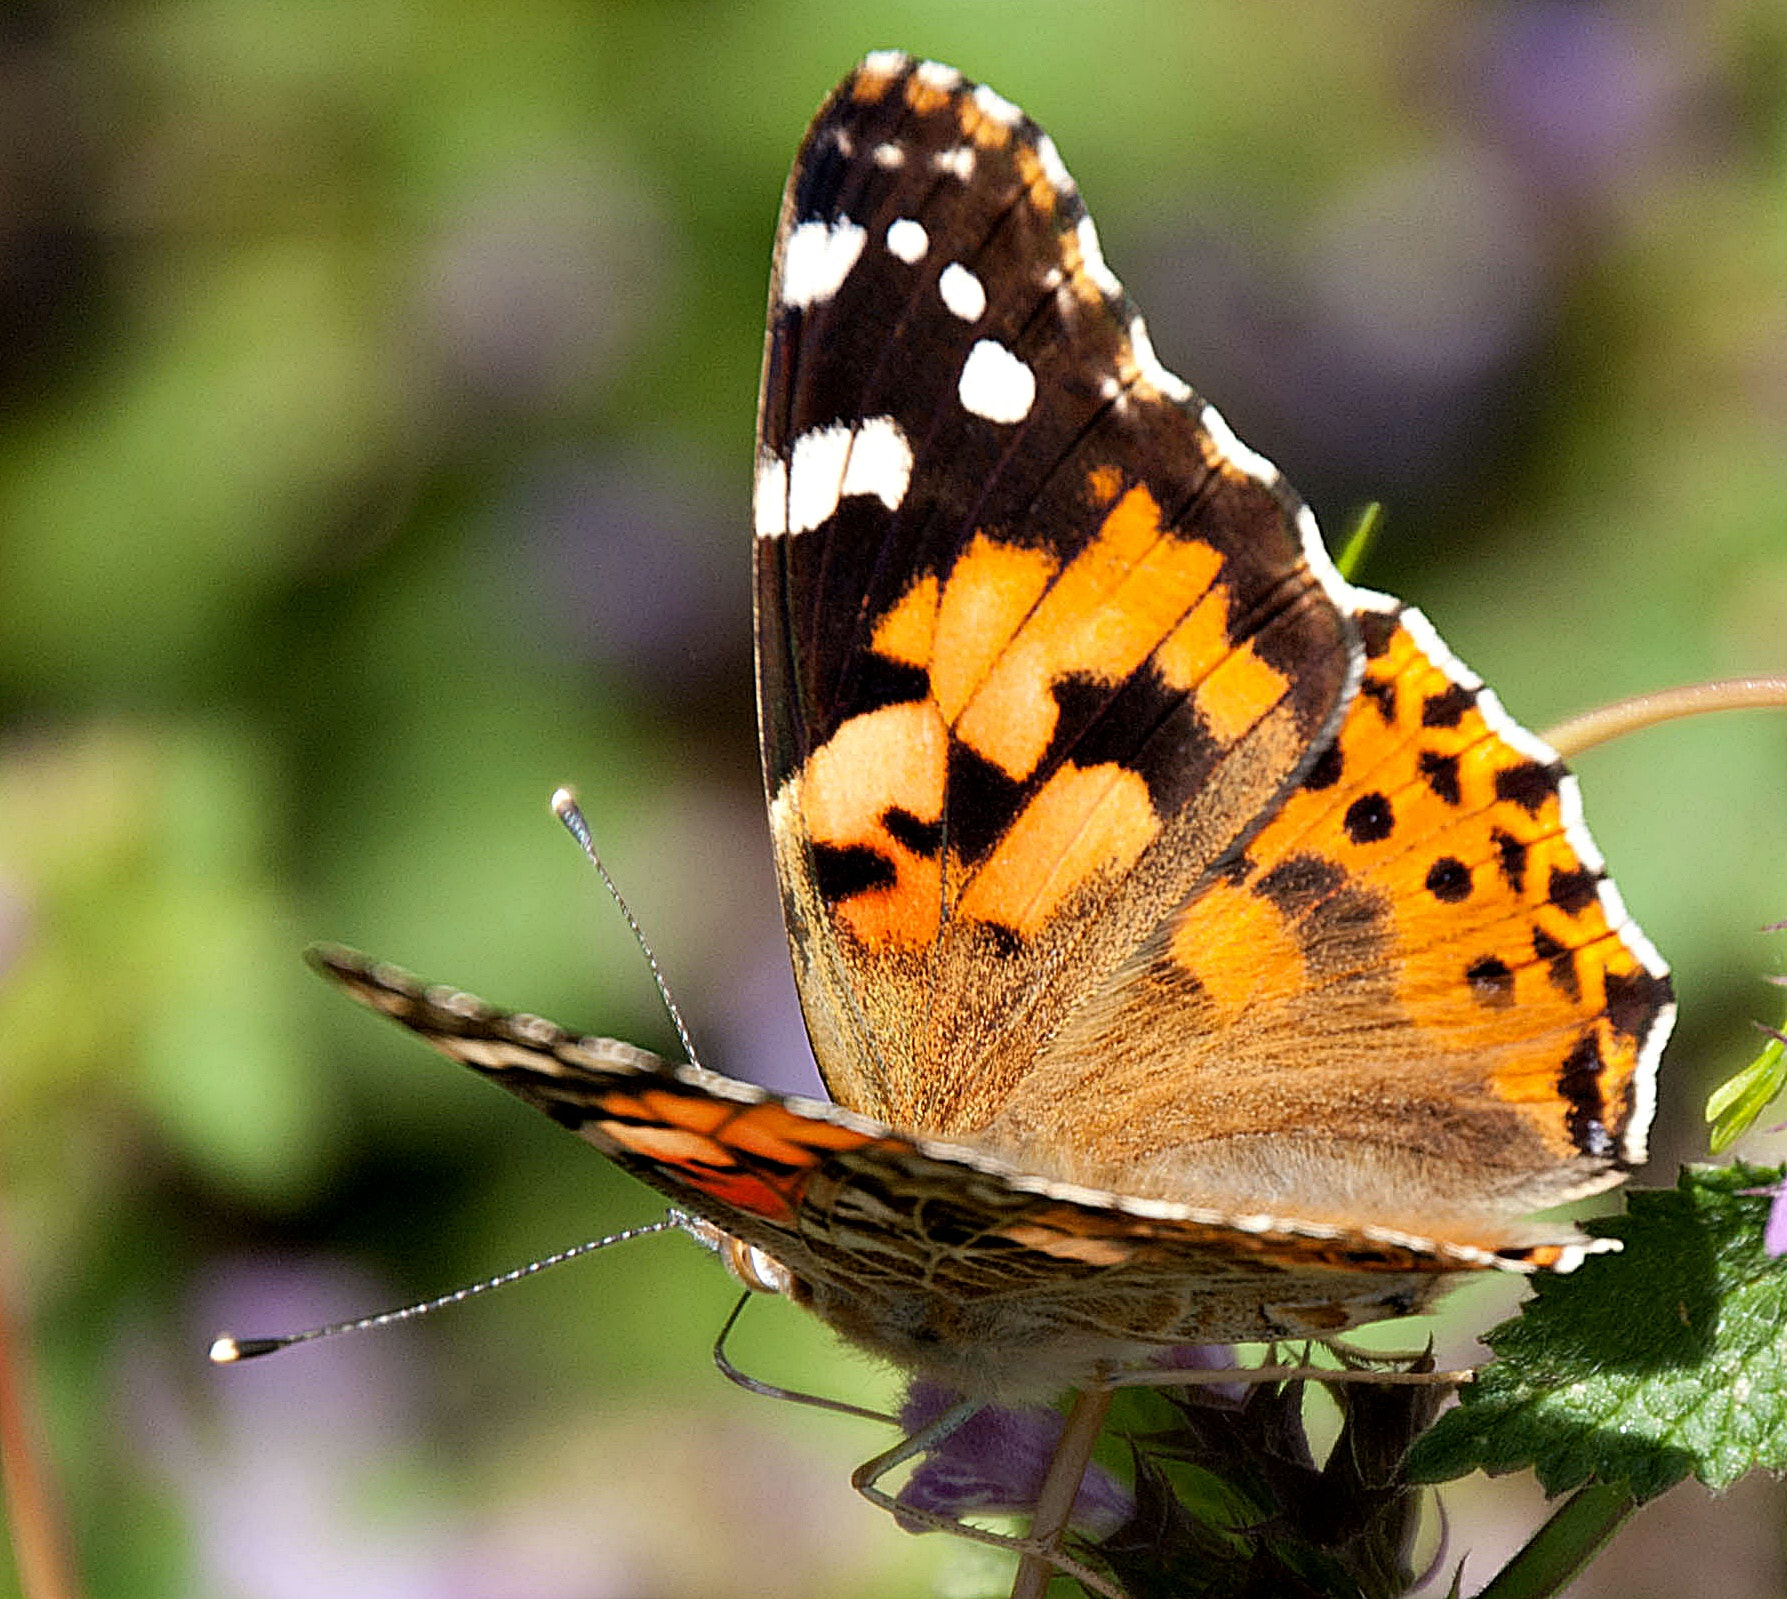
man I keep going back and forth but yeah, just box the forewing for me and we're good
[753,55,1361,1131]
[310,945,1573,1382]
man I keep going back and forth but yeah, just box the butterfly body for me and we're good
[313,53,1673,1404]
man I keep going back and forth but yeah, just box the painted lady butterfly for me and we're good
[311,53,1673,1415]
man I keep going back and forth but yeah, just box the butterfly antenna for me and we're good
[208,1217,681,1364]
[551,786,702,1070]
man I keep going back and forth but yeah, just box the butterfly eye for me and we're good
[722,1235,799,1298]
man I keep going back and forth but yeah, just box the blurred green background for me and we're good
[1,3,1784,1595]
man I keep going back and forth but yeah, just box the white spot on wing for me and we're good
[915,59,962,92]
[784,424,853,534]
[1595,876,1629,930]
[873,142,905,169]
[1623,991,1674,1162]
[1035,134,1075,195]
[1075,216,1123,298]
[1295,505,1365,612]
[1396,606,1482,691]
[933,145,975,181]
[452,1038,556,1072]
[1128,318,1192,403]
[1475,687,1558,766]
[753,455,788,539]
[770,417,913,539]
[1198,400,1274,478]
[938,262,986,321]
[972,83,1022,127]
[1556,774,1606,874]
[859,49,908,79]
[1625,920,1671,980]
[779,218,866,309]
[886,218,927,263]
[958,339,1035,423]
[839,416,914,511]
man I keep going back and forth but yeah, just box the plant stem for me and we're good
[1541,677,1787,759]
[1471,1482,1639,1599]
[0,1210,81,1599]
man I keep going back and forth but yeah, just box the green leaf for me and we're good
[1334,502,1384,582]
[1705,1004,1787,1153]
[1405,1163,1787,1500]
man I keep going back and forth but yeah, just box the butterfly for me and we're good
[311,51,1674,1412]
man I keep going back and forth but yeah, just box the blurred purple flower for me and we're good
[719,931,829,1099]
[131,1259,635,1599]
[1765,1188,1787,1257]
[1133,4,1712,520]
[1135,144,1550,506]
[1462,2,1695,202]
[894,1381,1132,1539]
[1150,1342,1248,1405]
[503,445,746,685]
[418,168,668,414]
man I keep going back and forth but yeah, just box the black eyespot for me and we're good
[1343,792,1393,844]
[1425,857,1471,902]
[1548,865,1598,915]
[1495,761,1561,814]
[1493,828,1528,891]
[1360,676,1396,724]
[1421,683,1476,727]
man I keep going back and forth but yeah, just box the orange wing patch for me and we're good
[800,481,1308,953]
[795,700,948,948]
[1167,874,1308,1020]
[1154,580,1290,743]
[980,603,1669,1229]
[954,486,1222,779]
[956,761,1157,936]
[930,535,1057,726]
[1168,604,1670,1167]
[595,1094,888,1229]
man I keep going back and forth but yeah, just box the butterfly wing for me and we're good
[985,601,1674,1243]
[754,55,1363,1132]
[754,56,1672,1248]
[310,944,1583,1394]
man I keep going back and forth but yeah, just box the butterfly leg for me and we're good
[1010,1385,1114,1599]
[850,1398,1128,1599]
[848,1394,978,1517]
[710,1289,897,1424]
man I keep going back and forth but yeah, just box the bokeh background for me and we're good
[2,3,1785,1595]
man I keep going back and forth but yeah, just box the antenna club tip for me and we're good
[552,787,597,853]
[210,1334,287,1363]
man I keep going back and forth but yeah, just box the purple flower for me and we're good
[1766,1186,1787,1257]
[894,1381,1132,1538]
[1464,2,1690,202]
